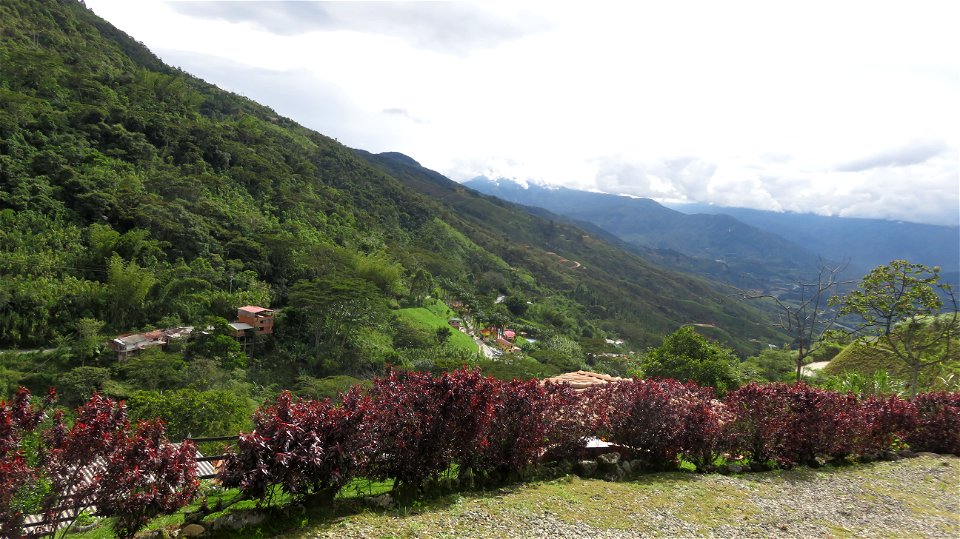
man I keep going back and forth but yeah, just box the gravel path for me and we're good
[305,455,959,539]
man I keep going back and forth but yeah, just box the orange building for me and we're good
[237,306,274,335]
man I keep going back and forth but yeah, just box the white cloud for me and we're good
[84,0,960,225]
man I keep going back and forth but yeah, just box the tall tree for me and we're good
[833,260,960,396]
[738,262,848,381]
[642,326,741,394]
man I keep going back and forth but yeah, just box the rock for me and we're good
[915,452,940,458]
[576,459,599,477]
[898,449,918,458]
[602,465,626,482]
[210,511,267,532]
[749,461,768,472]
[810,457,827,468]
[179,524,205,538]
[728,464,744,474]
[629,459,644,474]
[597,452,621,472]
[620,459,632,476]
[366,493,394,510]
[141,530,170,539]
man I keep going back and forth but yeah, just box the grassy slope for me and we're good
[395,301,478,354]
[823,324,960,382]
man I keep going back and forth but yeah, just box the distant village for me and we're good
[107,306,275,360]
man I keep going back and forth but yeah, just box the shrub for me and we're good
[594,378,722,470]
[0,387,48,538]
[93,419,198,539]
[218,390,370,504]
[907,392,960,454]
[854,395,917,454]
[724,383,863,466]
[362,369,498,499]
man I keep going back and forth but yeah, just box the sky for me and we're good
[83,1,960,226]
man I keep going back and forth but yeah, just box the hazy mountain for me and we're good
[463,177,826,292]
[665,203,960,276]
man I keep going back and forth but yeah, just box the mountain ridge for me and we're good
[0,0,784,366]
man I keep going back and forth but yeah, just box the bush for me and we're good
[217,390,370,504]
[12,390,198,539]
[725,383,871,466]
[855,395,917,454]
[362,369,498,499]
[594,378,724,470]
[907,392,960,454]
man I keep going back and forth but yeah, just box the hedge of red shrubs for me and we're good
[2,373,958,536]
[218,372,959,506]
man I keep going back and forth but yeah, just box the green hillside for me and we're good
[823,331,960,384]
[0,0,784,395]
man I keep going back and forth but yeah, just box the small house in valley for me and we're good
[108,326,193,361]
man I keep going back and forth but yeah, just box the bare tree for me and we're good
[737,262,849,382]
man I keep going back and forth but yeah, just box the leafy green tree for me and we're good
[127,388,252,440]
[59,366,111,406]
[286,275,390,373]
[833,260,960,396]
[106,254,155,329]
[742,347,796,382]
[72,318,106,365]
[186,316,245,369]
[119,351,187,391]
[642,326,741,394]
[531,335,586,372]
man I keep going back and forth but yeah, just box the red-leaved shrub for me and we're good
[907,392,960,454]
[594,378,722,470]
[725,383,879,466]
[0,387,48,537]
[363,369,498,497]
[854,395,917,455]
[470,379,590,479]
[93,419,198,538]
[218,390,370,503]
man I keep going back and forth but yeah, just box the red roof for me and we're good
[238,305,271,314]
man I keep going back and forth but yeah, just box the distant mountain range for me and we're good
[665,203,959,275]
[464,177,960,292]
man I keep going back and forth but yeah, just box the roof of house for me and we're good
[229,322,254,331]
[238,305,272,314]
[542,370,628,391]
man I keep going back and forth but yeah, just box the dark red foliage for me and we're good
[594,378,724,470]
[94,419,198,539]
[363,369,498,494]
[1,391,199,539]
[218,390,371,502]
[854,395,918,455]
[724,383,887,466]
[0,387,47,538]
[470,379,590,478]
[907,392,960,455]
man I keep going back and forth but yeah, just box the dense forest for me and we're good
[0,0,796,426]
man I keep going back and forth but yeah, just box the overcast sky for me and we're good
[84,0,959,226]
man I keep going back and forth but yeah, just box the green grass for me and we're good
[395,301,478,354]
[60,458,960,538]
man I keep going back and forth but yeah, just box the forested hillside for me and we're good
[0,0,783,392]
